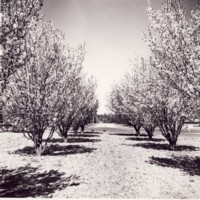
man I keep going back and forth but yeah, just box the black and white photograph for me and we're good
[0,0,200,198]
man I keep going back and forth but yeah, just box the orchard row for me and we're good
[0,0,98,155]
[108,1,200,150]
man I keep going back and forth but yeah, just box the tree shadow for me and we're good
[75,134,100,137]
[0,165,80,197]
[148,155,200,176]
[132,133,151,137]
[85,131,102,133]
[48,138,64,143]
[84,131,103,134]
[110,133,148,137]
[109,133,134,136]
[68,137,101,143]
[126,137,165,142]
[127,143,198,151]
[13,144,96,156]
[50,137,101,143]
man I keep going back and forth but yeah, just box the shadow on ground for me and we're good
[50,137,101,144]
[83,131,103,134]
[68,137,101,143]
[126,143,198,151]
[13,144,96,156]
[74,134,100,137]
[148,155,200,176]
[110,133,148,137]
[126,137,165,142]
[109,133,135,136]
[0,165,80,197]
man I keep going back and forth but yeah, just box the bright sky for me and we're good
[42,0,198,114]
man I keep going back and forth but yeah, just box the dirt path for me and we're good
[71,131,138,198]
[0,123,200,198]
[54,124,200,198]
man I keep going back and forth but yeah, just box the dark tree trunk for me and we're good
[61,130,68,143]
[144,125,155,140]
[146,129,153,140]
[64,136,68,143]
[57,123,70,143]
[34,134,45,156]
[169,138,177,151]
[72,122,80,135]
[158,116,185,150]
[63,130,69,142]
[80,125,85,133]
[0,111,3,124]
[133,124,141,136]
[73,127,78,135]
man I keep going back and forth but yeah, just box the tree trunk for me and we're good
[63,132,68,142]
[0,109,3,124]
[64,137,68,143]
[59,130,68,142]
[144,126,155,140]
[80,125,85,134]
[158,117,185,150]
[73,128,78,135]
[34,135,45,156]
[168,135,178,150]
[59,126,69,142]
[147,130,153,140]
[133,124,141,136]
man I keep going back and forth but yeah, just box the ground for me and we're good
[0,123,200,198]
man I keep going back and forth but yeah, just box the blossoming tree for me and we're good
[109,55,191,149]
[54,45,88,142]
[72,77,98,134]
[3,19,65,155]
[137,58,190,149]
[145,0,200,119]
[1,0,43,90]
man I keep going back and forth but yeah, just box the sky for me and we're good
[41,0,198,114]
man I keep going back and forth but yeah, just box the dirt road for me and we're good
[0,123,200,198]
